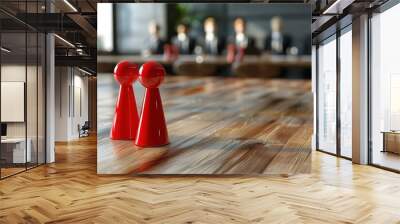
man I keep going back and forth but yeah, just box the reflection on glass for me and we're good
[317,37,337,154]
[371,4,400,171]
[340,29,352,158]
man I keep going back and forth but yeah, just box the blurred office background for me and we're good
[97,3,311,79]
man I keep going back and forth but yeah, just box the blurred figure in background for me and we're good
[144,21,165,55]
[198,17,225,55]
[172,23,196,54]
[228,17,259,55]
[264,16,292,55]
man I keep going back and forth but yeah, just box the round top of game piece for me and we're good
[139,61,165,88]
[114,61,139,85]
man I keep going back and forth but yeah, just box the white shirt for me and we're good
[235,33,248,48]
[271,31,283,53]
[205,32,218,54]
[177,33,190,53]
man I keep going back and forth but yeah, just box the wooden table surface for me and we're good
[97,75,312,175]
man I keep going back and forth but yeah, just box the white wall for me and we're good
[55,66,67,141]
[55,67,89,141]
[71,73,89,138]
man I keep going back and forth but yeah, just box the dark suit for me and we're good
[264,33,292,55]
[171,36,196,54]
[198,35,226,55]
[147,37,165,55]
[228,35,260,55]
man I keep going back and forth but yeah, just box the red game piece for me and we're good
[135,61,169,147]
[110,61,140,140]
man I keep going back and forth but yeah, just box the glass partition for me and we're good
[1,30,28,178]
[317,35,337,154]
[0,1,46,179]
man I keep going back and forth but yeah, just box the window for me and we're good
[115,4,166,53]
[339,27,352,158]
[317,35,337,154]
[370,3,400,171]
[97,3,114,52]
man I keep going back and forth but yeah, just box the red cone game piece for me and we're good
[135,61,169,147]
[110,61,140,140]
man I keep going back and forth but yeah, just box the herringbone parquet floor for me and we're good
[1,135,400,223]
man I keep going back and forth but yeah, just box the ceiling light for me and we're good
[76,48,86,55]
[1,47,11,53]
[63,0,78,12]
[54,34,75,48]
[323,0,342,14]
[78,67,93,76]
[323,0,353,15]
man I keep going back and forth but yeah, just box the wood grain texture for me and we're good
[1,135,400,223]
[98,75,312,175]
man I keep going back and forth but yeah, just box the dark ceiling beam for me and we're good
[67,13,97,44]
[11,13,83,32]
[86,0,97,11]
[48,1,97,46]
[5,12,96,48]
[311,15,335,33]
[46,0,97,47]
[52,0,78,13]
[55,55,96,72]
[0,8,38,31]
[55,55,96,66]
